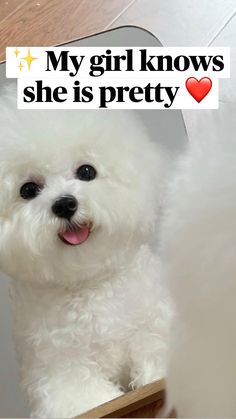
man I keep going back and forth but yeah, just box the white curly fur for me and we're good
[161,105,236,417]
[0,87,170,418]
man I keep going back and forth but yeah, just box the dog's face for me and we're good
[0,91,168,287]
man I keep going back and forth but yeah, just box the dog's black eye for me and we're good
[76,165,97,181]
[20,182,41,200]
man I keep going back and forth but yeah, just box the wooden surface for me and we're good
[0,0,136,62]
[77,379,165,418]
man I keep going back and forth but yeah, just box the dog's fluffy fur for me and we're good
[0,88,170,417]
[162,106,236,417]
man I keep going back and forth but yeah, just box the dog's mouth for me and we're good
[58,224,90,246]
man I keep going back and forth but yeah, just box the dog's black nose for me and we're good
[52,195,78,219]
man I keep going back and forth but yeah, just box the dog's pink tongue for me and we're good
[61,226,89,245]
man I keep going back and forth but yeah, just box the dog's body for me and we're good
[12,246,167,417]
[0,88,170,417]
[162,107,236,417]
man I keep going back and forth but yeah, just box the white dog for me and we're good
[161,106,236,417]
[0,87,170,418]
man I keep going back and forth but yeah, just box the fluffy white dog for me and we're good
[0,87,170,418]
[161,106,236,417]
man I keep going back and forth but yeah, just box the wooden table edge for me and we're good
[76,379,165,418]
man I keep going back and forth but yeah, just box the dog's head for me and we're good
[0,90,168,287]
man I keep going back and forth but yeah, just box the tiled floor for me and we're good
[111,0,236,47]
[1,0,236,103]
[1,0,236,77]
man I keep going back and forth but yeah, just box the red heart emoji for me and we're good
[186,77,212,103]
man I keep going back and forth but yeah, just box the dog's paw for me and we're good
[30,387,124,418]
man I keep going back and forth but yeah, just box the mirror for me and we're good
[0,26,187,417]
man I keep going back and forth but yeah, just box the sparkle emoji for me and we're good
[18,62,24,71]
[14,47,20,58]
[22,48,38,70]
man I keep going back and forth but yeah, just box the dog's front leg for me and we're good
[11,284,124,418]
[25,360,124,418]
[128,321,168,388]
